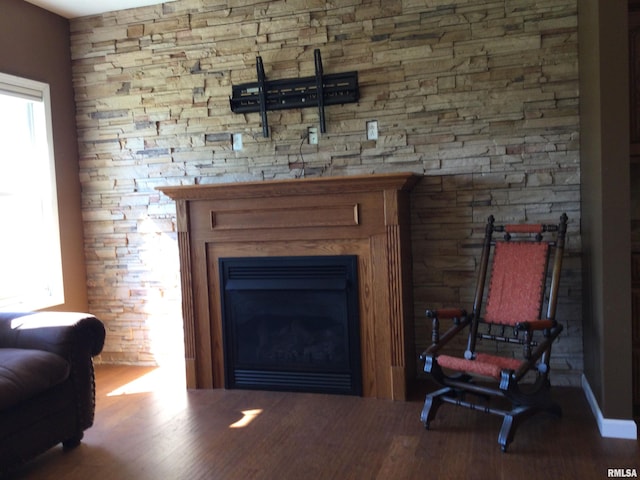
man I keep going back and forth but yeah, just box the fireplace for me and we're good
[219,255,361,395]
[157,173,420,400]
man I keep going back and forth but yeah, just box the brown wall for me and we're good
[0,0,88,312]
[578,0,633,418]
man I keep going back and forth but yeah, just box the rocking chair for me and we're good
[420,213,568,452]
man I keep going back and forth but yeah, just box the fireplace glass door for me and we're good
[219,255,361,395]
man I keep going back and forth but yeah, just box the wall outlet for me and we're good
[232,133,243,151]
[308,126,318,145]
[366,120,378,140]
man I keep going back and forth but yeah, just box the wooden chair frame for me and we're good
[419,213,568,452]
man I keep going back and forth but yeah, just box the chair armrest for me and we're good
[508,323,564,383]
[0,311,105,359]
[0,312,106,435]
[426,308,467,321]
[422,308,470,358]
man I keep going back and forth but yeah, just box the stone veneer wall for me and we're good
[70,0,582,385]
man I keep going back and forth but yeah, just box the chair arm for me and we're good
[426,308,466,321]
[0,312,105,435]
[509,323,564,382]
[422,308,470,357]
[0,311,105,359]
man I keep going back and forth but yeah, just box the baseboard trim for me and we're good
[581,374,637,440]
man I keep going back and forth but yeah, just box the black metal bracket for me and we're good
[230,49,359,138]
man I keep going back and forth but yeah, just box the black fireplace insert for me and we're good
[219,255,362,395]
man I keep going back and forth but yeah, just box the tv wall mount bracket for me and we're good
[229,49,359,138]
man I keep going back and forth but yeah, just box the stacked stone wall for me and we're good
[70,0,582,384]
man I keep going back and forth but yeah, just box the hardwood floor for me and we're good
[7,365,639,479]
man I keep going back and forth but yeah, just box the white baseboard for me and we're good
[581,374,638,440]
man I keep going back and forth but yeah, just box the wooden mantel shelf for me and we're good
[158,172,420,200]
[158,172,420,400]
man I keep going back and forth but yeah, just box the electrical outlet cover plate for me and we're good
[308,127,318,145]
[232,133,243,150]
[366,120,378,140]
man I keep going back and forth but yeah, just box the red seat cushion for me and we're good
[437,353,523,380]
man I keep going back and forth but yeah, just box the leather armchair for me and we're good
[0,311,105,473]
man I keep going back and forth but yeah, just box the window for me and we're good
[0,72,64,311]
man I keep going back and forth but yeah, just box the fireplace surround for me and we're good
[158,172,420,400]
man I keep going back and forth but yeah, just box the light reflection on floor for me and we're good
[100,363,264,430]
[106,362,186,397]
[229,409,263,428]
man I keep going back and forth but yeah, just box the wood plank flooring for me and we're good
[6,365,639,479]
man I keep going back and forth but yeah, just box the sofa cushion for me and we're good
[0,348,70,410]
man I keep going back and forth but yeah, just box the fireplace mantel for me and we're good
[158,173,420,400]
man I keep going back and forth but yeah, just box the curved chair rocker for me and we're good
[420,213,568,452]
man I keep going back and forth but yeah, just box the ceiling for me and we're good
[24,0,169,19]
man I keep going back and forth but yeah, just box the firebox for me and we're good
[219,255,362,395]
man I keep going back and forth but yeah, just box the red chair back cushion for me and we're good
[484,241,549,325]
